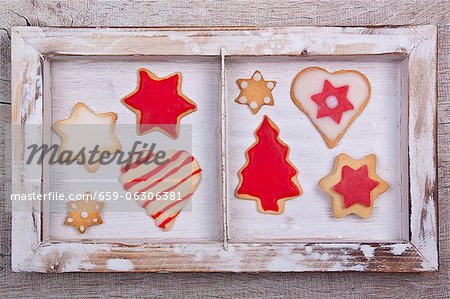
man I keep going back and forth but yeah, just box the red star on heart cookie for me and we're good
[122,68,197,138]
[311,80,354,124]
[333,165,379,208]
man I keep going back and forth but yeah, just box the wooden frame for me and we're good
[11,26,437,272]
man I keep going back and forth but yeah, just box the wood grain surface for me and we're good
[1,0,449,297]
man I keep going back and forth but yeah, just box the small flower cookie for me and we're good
[236,115,302,214]
[122,68,197,139]
[65,192,104,234]
[235,71,276,114]
[319,153,389,218]
[52,102,121,172]
[291,67,371,148]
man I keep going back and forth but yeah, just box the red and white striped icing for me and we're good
[120,150,201,230]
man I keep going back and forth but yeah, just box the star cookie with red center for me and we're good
[235,71,276,114]
[319,153,389,218]
[122,68,197,139]
[291,67,371,148]
[64,192,104,234]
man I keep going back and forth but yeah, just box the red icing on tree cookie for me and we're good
[236,115,302,213]
[122,69,197,138]
[333,165,379,208]
[311,80,353,124]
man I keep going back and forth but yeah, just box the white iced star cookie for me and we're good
[53,102,121,172]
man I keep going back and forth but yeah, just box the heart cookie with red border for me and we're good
[290,67,371,148]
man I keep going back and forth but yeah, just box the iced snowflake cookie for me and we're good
[319,153,389,218]
[235,71,276,114]
[65,192,104,234]
[290,67,371,148]
[120,150,201,230]
[236,115,302,214]
[52,102,121,172]
[122,68,197,139]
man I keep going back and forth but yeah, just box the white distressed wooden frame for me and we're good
[11,26,437,272]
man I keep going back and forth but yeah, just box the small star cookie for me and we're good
[52,102,121,172]
[319,153,389,218]
[65,193,104,234]
[235,71,276,114]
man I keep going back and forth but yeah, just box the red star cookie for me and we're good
[122,68,197,138]
[319,153,389,218]
[311,80,354,124]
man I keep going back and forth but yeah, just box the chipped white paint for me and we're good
[13,26,429,57]
[360,245,375,259]
[305,245,313,254]
[11,26,437,272]
[107,259,134,271]
[390,243,409,256]
[220,47,229,250]
[9,241,428,273]
[407,25,438,270]
[266,247,305,272]
[316,243,361,250]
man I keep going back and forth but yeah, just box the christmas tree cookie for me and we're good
[236,115,302,214]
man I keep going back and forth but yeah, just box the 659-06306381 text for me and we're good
[10,191,183,202]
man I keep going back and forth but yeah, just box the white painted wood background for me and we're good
[46,56,406,244]
[1,0,449,297]
[226,56,407,243]
[48,56,223,242]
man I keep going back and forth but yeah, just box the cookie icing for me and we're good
[291,67,371,148]
[120,150,201,230]
[235,71,277,114]
[52,102,121,172]
[311,80,354,124]
[236,115,302,214]
[319,153,389,219]
[333,165,379,208]
[64,193,104,234]
[122,69,197,139]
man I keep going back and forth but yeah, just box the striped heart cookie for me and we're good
[120,150,201,230]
